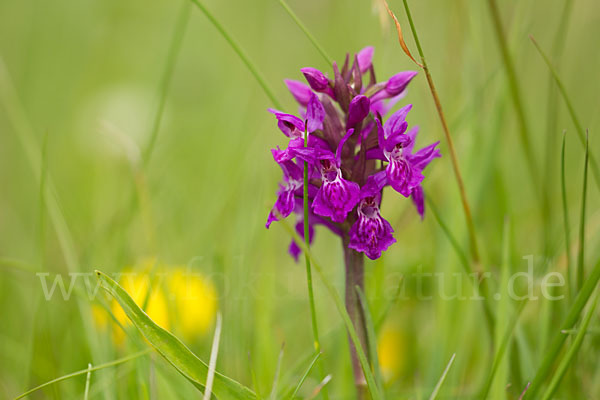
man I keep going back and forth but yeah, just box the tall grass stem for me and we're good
[189,0,283,109]
[278,0,333,65]
[400,0,481,266]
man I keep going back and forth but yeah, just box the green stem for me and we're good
[530,35,600,191]
[486,0,539,186]
[303,127,329,400]
[278,218,382,400]
[13,350,151,399]
[401,0,481,268]
[524,258,600,399]
[143,0,191,166]
[561,133,573,300]
[576,134,589,292]
[278,0,333,65]
[541,289,600,400]
[189,0,283,109]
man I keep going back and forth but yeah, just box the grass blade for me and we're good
[561,132,573,299]
[84,363,92,400]
[530,35,600,190]
[576,133,589,292]
[289,352,322,399]
[398,0,481,265]
[277,218,383,400]
[95,270,257,399]
[426,197,494,335]
[356,286,385,395]
[278,0,332,65]
[541,289,600,400]
[524,258,600,398]
[269,345,284,400]
[143,0,191,165]
[480,300,528,399]
[486,0,539,185]
[428,353,456,400]
[13,350,151,400]
[203,313,223,400]
[189,0,282,109]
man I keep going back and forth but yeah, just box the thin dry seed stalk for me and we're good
[397,0,481,266]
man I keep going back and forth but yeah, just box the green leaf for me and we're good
[288,352,322,399]
[95,270,257,400]
[524,257,600,399]
[576,133,589,292]
[541,289,600,400]
[428,353,456,400]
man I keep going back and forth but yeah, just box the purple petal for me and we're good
[312,169,360,223]
[365,147,385,161]
[336,128,355,166]
[386,71,418,96]
[411,185,425,219]
[301,67,330,91]
[348,197,396,260]
[306,93,325,133]
[409,141,441,170]
[266,184,297,228]
[357,46,374,74]
[347,95,371,127]
[385,104,412,138]
[269,110,305,138]
[285,79,313,106]
[361,171,388,198]
[386,157,423,197]
[370,71,417,103]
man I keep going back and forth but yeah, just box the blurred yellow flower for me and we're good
[92,258,217,345]
[168,266,218,341]
[377,325,406,382]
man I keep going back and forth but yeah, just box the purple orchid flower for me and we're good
[348,172,396,260]
[374,105,441,199]
[266,152,305,228]
[269,92,328,162]
[294,129,361,223]
[267,46,439,261]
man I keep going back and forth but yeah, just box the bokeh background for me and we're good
[1,0,599,398]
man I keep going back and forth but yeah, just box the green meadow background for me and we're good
[1,0,599,398]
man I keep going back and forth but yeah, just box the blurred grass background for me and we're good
[1,0,599,398]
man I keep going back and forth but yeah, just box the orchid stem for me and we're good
[189,0,283,109]
[400,0,481,267]
[278,0,333,66]
[303,127,329,400]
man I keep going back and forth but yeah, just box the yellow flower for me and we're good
[92,258,218,345]
[377,325,406,382]
[167,267,218,341]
